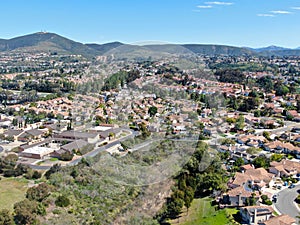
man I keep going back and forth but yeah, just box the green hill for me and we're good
[182,44,254,56]
[0,32,99,57]
[1,32,300,57]
[86,42,124,55]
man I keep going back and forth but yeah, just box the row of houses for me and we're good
[220,160,300,224]
[224,160,300,207]
[240,206,296,225]
[15,127,123,160]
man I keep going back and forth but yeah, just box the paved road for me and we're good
[274,184,300,220]
[256,121,299,135]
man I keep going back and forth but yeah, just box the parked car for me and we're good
[289,184,295,189]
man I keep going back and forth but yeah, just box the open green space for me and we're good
[0,177,28,211]
[170,197,238,225]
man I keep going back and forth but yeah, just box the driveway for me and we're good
[274,184,300,220]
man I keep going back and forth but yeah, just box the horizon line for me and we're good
[0,31,299,50]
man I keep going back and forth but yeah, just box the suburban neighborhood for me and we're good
[1,32,300,224]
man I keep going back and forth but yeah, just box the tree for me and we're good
[0,209,14,225]
[45,164,61,179]
[55,195,70,207]
[67,122,72,130]
[261,195,272,205]
[235,115,245,130]
[226,117,236,125]
[286,113,294,121]
[221,138,235,146]
[297,100,300,113]
[138,122,150,139]
[254,110,261,117]
[219,151,230,160]
[184,187,194,214]
[60,151,73,161]
[263,131,271,141]
[245,193,257,206]
[253,155,269,168]
[257,76,274,92]
[3,154,18,165]
[36,203,46,216]
[248,90,259,98]
[26,183,52,202]
[295,194,300,204]
[108,132,115,140]
[270,154,284,162]
[12,118,18,127]
[32,171,42,179]
[200,173,225,192]
[275,83,289,96]
[148,106,158,117]
[246,147,261,155]
[14,164,29,177]
[14,199,38,225]
[234,157,244,167]
[166,197,184,219]
[216,69,246,84]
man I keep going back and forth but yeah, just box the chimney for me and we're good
[238,193,242,206]
[253,208,257,224]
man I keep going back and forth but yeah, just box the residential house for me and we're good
[50,139,90,159]
[240,205,273,225]
[287,110,299,119]
[260,214,296,225]
[0,117,12,128]
[20,145,56,159]
[60,139,89,153]
[272,107,284,116]
[223,185,260,207]
[244,115,261,126]
[98,128,123,140]
[54,131,99,144]
[269,159,300,177]
[229,167,275,190]
[3,129,24,142]
[237,135,266,146]
[17,129,46,143]
[241,164,255,172]
[263,141,300,156]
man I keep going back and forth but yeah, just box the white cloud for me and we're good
[291,7,300,10]
[197,5,213,8]
[205,1,233,5]
[257,14,275,17]
[270,10,292,14]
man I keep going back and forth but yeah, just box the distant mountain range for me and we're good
[0,32,300,58]
[251,45,291,52]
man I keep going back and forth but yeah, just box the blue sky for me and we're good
[0,0,300,48]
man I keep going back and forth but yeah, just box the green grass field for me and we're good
[170,197,238,225]
[0,177,28,211]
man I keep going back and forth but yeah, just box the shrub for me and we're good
[261,195,272,205]
[26,183,52,202]
[32,171,42,179]
[55,195,70,207]
[295,194,300,204]
[60,152,74,161]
